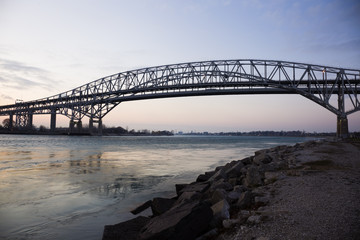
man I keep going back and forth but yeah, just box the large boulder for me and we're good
[236,191,253,209]
[225,161,244,178]
[102,216,150,240]
[151,197,176,216]
[177,182,210,196]
[130,200,153,215]
[139,201,213,240]
[253,151,272,165]
[196,171,215,182]
[175,184,188,196]
[227,189,243,204]
[209,179,233,192]
[243,166,263,187]
[240,156,253,165]
[208,160,239,182]
[174,191,201,205]
[210,199,230,227]
[211,188,228,205]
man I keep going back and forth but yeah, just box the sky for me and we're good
[0,0,359,132]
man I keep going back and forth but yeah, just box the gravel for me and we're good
[216,141,360,240]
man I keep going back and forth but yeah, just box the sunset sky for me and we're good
[0,0,359,132]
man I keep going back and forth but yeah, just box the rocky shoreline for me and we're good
[102,139,360,240]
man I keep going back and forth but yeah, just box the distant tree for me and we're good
[2,119,10,129]
[39,125,47,132]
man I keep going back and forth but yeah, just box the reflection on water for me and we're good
[96,174,173,198]
[69,159,102,174]
[0,135,313,240]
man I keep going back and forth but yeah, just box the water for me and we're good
[0,135,313,239]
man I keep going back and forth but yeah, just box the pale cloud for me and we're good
[0,94,14,101]
[0,58,56,91]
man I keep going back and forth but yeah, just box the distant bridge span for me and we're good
[0,59,359,137]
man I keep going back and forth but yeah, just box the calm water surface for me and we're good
[0,135,314,239]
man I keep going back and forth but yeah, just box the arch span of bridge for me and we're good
[0,59,359,137]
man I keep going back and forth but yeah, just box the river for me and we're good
[0,134,314,239]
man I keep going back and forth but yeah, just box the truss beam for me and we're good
[0,59,359,136]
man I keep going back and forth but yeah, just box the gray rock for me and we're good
[211,188,227,205]
[208,168,227,182]
[178,182,210,196]
[238,210,251,220]
[227,190,243,204]
[272,161,288,170]
[247,215,262,224]
[175,191,201,205]
[195,228,218,240]
[139,201,213,240]
[130,200,152,215]
[272,145,287,152]
[208,161,239,182]
[196,174,209,182]
[211,199,230,227]
[151,197,176,216]
[256,237,270,240]
[253,152,272,165]
[222,218,241,228]
[225,161,244,178]
[240,156,253,165]
[237,191,253,209]
[209,179,233,192]
[196,171,216,182]
[103,216,150,240]
[267,152,280,162]
[244,166,263,187]
[258,163,277,173]
[228,177,241,186]
[254,196,269,205]
[175,184,188,196]
[211,199,230,219]
[264,171,286,184]
[233,185,248,192]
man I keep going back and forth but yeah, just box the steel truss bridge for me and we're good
[0,59,359,137]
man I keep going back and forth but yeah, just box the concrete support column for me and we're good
[337,115,349,139]
[50,111,56,132]
[89,118,94,134]
[69,119,75,133]
[9,114,13,130]
[98,119,103,135]
[28,112,33,129]
[336,75,348,139]
[77,120,82,132]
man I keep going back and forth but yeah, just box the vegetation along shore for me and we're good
[102,139,360,240]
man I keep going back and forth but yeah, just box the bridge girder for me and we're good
[0,59,359,136]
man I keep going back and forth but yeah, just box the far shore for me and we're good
[0,128,351,138]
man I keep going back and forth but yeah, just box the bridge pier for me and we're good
[9,114,13,130]
[69,119,75,133]
[14,112,32,130]
[77,120,82,132]
[98,119,102,135]
[50,111,56,132]
[336,115,349,139]
[69,119,83,134]
[88,117,103,135]
[89,118,94,133]
[28,112,33,129]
